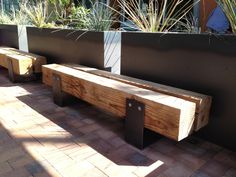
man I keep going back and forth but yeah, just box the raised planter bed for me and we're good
[27,27,104,69]
[0,24,19,48]
[121,32,236,151]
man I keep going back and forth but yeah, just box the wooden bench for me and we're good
[42,64,212,149]
[0,47,47,82]
[64,64,212,132]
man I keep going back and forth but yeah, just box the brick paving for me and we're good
[0,67,236,177]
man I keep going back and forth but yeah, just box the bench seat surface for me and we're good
[0,47,46,75]
[64,64,212,131]
[43,64,199,141]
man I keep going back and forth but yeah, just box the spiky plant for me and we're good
[87,2,114,31]
[12,8,29,25]
[174,13,201,33]
[216,0,236,33]
[117,0,200,32]
[21,1,55,28]
[0,12,13,24]
[68,5,91,29]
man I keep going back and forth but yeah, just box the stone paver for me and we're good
[0,68,236,177]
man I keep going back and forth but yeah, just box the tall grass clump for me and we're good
[48,0,75,25]
[216,0,236,33]
[87,2,114,31]
[0,8,28,25]
[21,1,56,28]
[66,4,91,29]
[117,0,200,32]
[0,12,13,24]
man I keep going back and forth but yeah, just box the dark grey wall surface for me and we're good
[27,27,104,69]
[121,32,236,151]
[0,24,19,48]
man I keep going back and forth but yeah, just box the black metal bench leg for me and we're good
[125,99,145,149]
[7,58,16,82]
[104,67,112,72]
[52,73,67,107]
[125,99,162,149]
[52,73,77,107]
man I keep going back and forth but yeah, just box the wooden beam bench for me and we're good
[64,64,212,132]
[42,64,212,149]
[0,47,47,82]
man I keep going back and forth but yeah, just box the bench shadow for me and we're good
[16,91,162,167]
[1,68,167,175]
[14,85,166,168]
[0,67,11,85]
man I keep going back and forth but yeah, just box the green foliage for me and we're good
[21,1,56,28]
[0,8,28,25]
[68,2,114,31]
[174,14,201,33]
[0,12,13,24]
[48,0,74,20]
[87,2,114,31]
[12,8,29,25]
[216,0,236,33]
[116,0,200,32]
[1,0,203,33]
[69,5,90,29]
[1,0,104,30]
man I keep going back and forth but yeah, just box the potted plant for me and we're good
[26,0,114,69]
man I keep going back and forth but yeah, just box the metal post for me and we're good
[52,73,66,107]
[125,98,145,149]
[52,73,77,107]
[6,58,16,82]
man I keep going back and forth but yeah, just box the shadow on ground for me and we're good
[1,67,236,177]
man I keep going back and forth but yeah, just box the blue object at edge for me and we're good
[206,6,230,33]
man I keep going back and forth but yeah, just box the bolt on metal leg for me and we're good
[52,73,78,107]
[125,98,145,149]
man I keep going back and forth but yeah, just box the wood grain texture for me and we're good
[43,64,197,141]
[0,47,46,75]
[63,64,212,131]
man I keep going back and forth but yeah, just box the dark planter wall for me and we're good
[121,32,236,151]
[27,27,104,69]
[0,24,19,48]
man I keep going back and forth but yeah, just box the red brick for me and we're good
[0,167,31,177]
[79,124,101,134]
[199,160,230,177]
[214,149,236,168]
[161,163,194,177]
[7,154,34,169]
[0,162,12,175]
[223,168,236,177]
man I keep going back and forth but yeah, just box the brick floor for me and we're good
[0,67,236,177]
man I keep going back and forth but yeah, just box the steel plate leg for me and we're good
[7,58,16,82]
[52,73,66,107]
[125,99,145,149]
